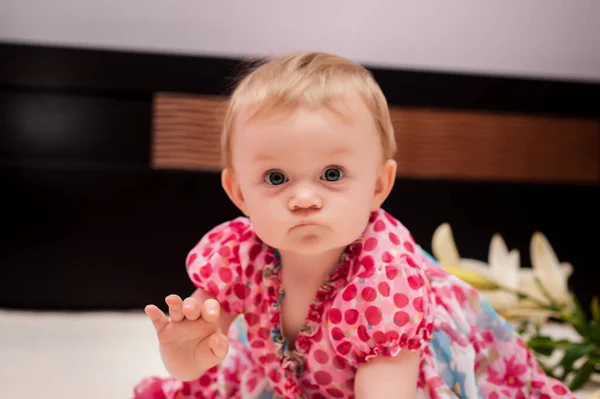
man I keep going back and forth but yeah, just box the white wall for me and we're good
[1,0,599,82]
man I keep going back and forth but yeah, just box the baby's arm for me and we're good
[354,349,421,398]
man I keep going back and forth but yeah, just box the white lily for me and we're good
[431,223,520,310]
[502,231,574,321]
[431,224,573,324]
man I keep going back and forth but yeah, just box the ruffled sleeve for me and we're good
[185,217,266,315]
[327,240,435,366]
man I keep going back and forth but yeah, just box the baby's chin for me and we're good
[264,228,360,256]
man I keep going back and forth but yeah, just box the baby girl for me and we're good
[133,52,575,398]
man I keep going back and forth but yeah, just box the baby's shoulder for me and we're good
[187,217,265,258]
[186,217,274,299]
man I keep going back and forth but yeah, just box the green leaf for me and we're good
[592,296,600,323]
[568,361,595,391]
[527,336,571,357]
[559,343,596,379]
[565,295,591,339]
[591,296,600,345]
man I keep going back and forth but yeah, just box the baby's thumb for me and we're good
[208,330,229,360]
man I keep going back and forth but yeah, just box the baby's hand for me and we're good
[145,294,229,381]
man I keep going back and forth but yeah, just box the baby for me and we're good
[133,52,575,398]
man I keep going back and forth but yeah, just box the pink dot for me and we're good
[218,246,230,257]
[314,370,333,385]
[403,241,415,253]
[361,287,377,302]
[249,244,262,260]
[373,220,386,232]
[384,211,398,226]
[406,256,418,268]
[373,331,386,344]
[342,284,357,301]
[245,312,259,326]
[553,385,567,395]
[233,283,249,299]
[360,255,375,269]
[314,349,329,364]
[386,331,400,341]
[327,388,344,397]
[200,264,212,279]
[408,275,425,290]
[413,297,424,312]
[199,374,212,386]
[394,293,409,308]
[207,281,219,296]
[364,237,378,251]
[331,327,345,340]
[382,251,394,263]
[218,267,232,283]
[336,341,352,356]
[186,253,197,267]
[389,232,400,245]
[333,355,346,369]
[358,325,370,342]
[365,306,382,325]
[329,308,342,324]
[258,327,270,340]
[378,282,390,297]
[344,309,359,325]
[386,265,398,280]
[394,311,409,327]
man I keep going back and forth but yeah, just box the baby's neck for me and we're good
[278,247,345,288]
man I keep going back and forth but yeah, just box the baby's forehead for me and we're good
[237,93,373,129]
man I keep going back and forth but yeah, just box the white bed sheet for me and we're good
[0,309,597,398]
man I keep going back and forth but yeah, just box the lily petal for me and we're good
[518,269,551,305]
[431,223,461,267]
[488,233,509,266]
[480,290,519,310]
[530,232,570,306]
[459,259,496,281]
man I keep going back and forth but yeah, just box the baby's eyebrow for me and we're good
[326,148,352,157]
[253,153,277,162]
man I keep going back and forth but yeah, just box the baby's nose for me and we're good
[288,186,322,210]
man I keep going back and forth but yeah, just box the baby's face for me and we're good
[228,96,390,255]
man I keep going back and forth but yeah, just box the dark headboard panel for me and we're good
[1,42,598,312]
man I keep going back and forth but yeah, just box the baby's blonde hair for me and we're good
[221,51,396,169]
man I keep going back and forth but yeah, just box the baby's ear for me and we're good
[221,168,248,216]
[371,159,397,211]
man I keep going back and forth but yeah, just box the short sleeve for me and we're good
[186,217,265,315]
[328,249,434,366]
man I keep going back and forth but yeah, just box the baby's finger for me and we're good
[145,304,169,333]
[165,294,184,322]
[182,296,202,321]
[201,298,220,324]
[208,330,229,360]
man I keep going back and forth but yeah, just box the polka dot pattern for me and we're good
[131,209,577,399]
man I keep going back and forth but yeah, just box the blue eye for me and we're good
[264,171,288,185]
[321,167,344,182]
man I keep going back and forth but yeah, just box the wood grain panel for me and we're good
[153,93,228,171]
[152,93,600,184]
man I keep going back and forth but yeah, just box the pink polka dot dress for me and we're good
[133,208,575,399]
